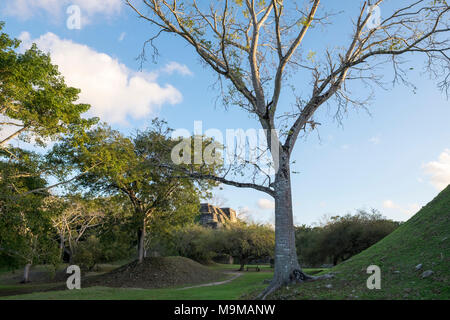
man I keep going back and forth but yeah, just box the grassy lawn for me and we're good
[209,264,327,274]
[1,269,273,300]
[0,265,329,300]
[208,263,272,271]
[2,187,448,300]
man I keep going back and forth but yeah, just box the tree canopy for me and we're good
[0,22,96,151]
[48,121,220,262]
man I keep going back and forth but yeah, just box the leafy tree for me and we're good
[0,22,96,151]
[294,225,324,267]
[316,210,400,265]
[0,150,59,282]
[92,196,136,262]
[126,0,449,295]
[71,235,103,271]
[295,210,400,267]
[49,121,217,262]
[171,224,216,263]
[47,195,106,263]
[52,195,136,268]
[215,223,275,271]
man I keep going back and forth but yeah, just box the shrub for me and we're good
[295,209,400,267]
[72,236,103,271]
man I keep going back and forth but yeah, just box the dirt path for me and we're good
[177,272,243,290]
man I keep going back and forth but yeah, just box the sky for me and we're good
[1,0,449,225]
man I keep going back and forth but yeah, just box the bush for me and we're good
[214,223,275,270]
[171,225,216,264]
[72,236,103,271]
[296,209,400,267]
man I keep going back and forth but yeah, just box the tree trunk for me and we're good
[137,224,146,263]
[239,257,248,271]
[258,152,337,299]
[67,251,73,264]
[59,233,65,260]
[259,156,313,299]
[68,238,74,264]
[21,263,32,283]
[272,166,303,285]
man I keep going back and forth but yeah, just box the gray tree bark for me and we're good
[59,233,65,260]
[272,157,302,284]
[239,257,248,271]
[137,224,146,263]
[21,263,31,283]
[258,153,321,299]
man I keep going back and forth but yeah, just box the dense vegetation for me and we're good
[295,210,400,267]
[0,25,210,280]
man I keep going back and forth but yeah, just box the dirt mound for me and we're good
[84,256,224,289]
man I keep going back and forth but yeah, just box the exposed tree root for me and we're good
[257,281,282,300]
[257,269,334,300]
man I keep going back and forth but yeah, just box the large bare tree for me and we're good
[125,0,449,296]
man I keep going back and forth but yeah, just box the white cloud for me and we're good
[238,206,274,225]
[257,198,275,210]
[423,149,450,191]
[382,200,422,220]
[162,62,193,76]
[71,0,122,16]
[382,200,398,209]
[19,32,182,125]
[3,0,122,24]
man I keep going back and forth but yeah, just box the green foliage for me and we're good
[0,150,59,270]
[95,199,136,262]
[170,222,275,266]
[171,225,216,264]
[72,236,103,271]
[48,120,216,260]
[214,223,275,267]
[295,209,400,267]
[0,22,96,148]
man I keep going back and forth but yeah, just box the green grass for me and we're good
[0,264,326,300]
[208,264,272,271]
[3,187,448,300]
[0,282,66,297]
[268,186,450,300]
[1,271,273,300]
[209,264,326,275]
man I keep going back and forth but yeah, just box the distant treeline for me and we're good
[295,209,401,267]
[149,209,400,270]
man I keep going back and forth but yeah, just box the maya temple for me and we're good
[198,203,238,228]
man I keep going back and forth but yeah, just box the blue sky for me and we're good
[1,0,449,225]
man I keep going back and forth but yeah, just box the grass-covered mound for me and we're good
[84,256,225,289]
[272,185,450,300]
